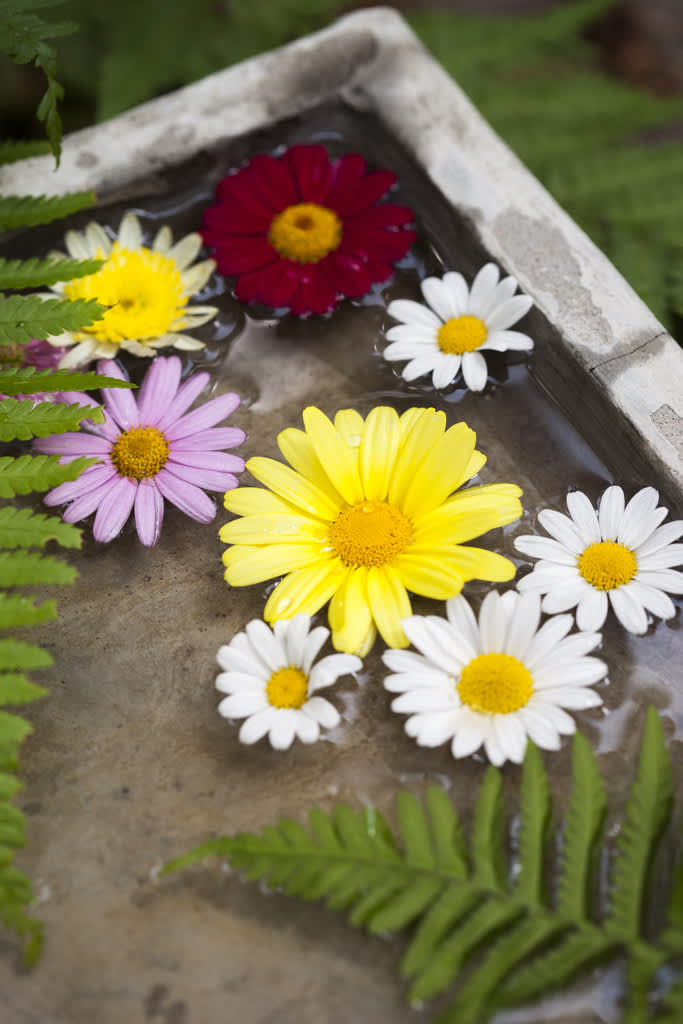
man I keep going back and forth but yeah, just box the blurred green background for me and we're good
[1,0,682,337]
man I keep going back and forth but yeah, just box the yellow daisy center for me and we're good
[266,666,309,709]
[63,243,186,343]
[437,315,487,354]
[329,501,413,568]
[267,202,342,264]
[111,426,170,480]
[577,540,637,590]
[457,653,533,714]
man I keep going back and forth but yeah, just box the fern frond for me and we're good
[0,191,95,231]
[0,639,52,672]
[606,707,674,941]
[0,709,32,768]
[0,140,51,166]
[0,595,57,630]
[514,741,551,904]
[0,295,103,346]
[471,765,505,889]
[0,674,47,706]
[0,454,98,498]
[0,398,107,442]
[556,729,606,920]
[0,506,80,549]
[660,854,683,953]
[0,256,103,289]
[0,550,77,586]
[0,365,134,396]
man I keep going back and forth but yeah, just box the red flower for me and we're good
[201,145,416,316]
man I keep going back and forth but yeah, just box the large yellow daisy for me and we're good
[221,406,523,655]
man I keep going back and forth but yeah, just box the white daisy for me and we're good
[216,615,362,750]
[382,590,606,766]
[514,486,683,635]
[45,212,218,367]
[383,262,533,392]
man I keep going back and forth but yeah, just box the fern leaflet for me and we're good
[0,550,77,586]
[0,256,103,289]
[0,140,51,166]
[0,295,104,346]
[0,506,80,549]
[0,454,98,498]
[0,365,134,396]
[0,191,96,231]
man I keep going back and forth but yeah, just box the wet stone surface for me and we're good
[1,103,681,1024]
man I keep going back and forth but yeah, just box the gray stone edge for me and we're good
[1,5,680,494]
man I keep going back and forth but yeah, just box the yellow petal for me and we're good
[366,565,412,648]
[265,562,346,620]
[219,514,328,545]
[334,409,366,448]
[461,448,487,486]
[401,422,477,519]
[359,406,400,502]
[392,551,465,599]
[223,543,325,585]
[303,406,364,506]
[412,483,523,544]
[224,486,301,516]
[449,546,518,582]
[277,427,345,508]
[246,456,340,520]
[328,567,374,654]
[389,408,446,508]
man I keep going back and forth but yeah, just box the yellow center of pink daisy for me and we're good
[437,315,487,354]
[63,243,186,342]
[329,501,413,568]
[111,426,170,480]
[577,540,637,590]
[266,666,309,709]
[267,202,342,264]
[457,653,533,714]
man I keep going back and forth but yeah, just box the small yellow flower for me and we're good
[45,212,218,367]
[221,405,523,655]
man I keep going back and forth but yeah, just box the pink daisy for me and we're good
[201,144,416,316]
[34,356,245,546]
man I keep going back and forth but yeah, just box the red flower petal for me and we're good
[201,202,271,236]
[212,236,278,275]
[215,168,280,215]
[248,153,298,209]
[341,225,416,261]
[284,145,334,204]
[290,270,337,316]
[329,168,397,216]
[344,203,415,228]
[321,251,372,299]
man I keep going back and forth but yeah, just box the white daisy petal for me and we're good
[537,509,585,553]
[504,592,541,659]
[392,688,455,714]
[485,294,533,332]
[218,693,267,718]
[626,581,676,620]
[245,619,286,672]
[445,595,481,658]
[308,653,361,692]
[481,329,533,353]
[478,591,508,652]
[282,613,314,666]
[575,588,609,631]
[303,696,340,729]
[541,578,591,613]
[493,714,528,765]
[524,614,574,670]
[293,714,320,744]
[461,351,488,392]
[407,710,459,747]
[598,486,625,539]
[636,520,683,558]
[384,340,432,361]
[421,276,457,322]
[483,727,507,767]
[617,487,660,547]
[402,354,442,382]
[518,707,561,749]
[442,272,469,316]
[385,324,438,345]
[269,711,298,750]
[489,275,519,309]
[431,355,462,389]
[239,708,278,744]
[387,299,442,329]
[638,544,683,570]
[566,491,601,545]
[467,263,500,316]
[514,534,579,566]
[609,587,649,635]
[636,568,683,594]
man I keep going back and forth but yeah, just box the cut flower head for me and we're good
[201,144,416,316]
[35,355,245,546]
[45,212,218,367]
[216,614,361,750]
[384,263,534,392]
[383,590,607,766]
[514,485,683,634]
[221,405,523,655]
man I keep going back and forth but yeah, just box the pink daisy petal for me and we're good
[134,479,165,547]
[91,476,137,542]
[169,451,245,474]
[170,426,246,451]
[154,373,210,432]
[155,468,217,523]
[32,432,112,457]
[165,392,241,439]
[136,355,182,424]
[43,464,117,507]
[97,362,138,429]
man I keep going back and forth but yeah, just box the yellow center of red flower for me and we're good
[266,666,309,708]
[457,653,533,714]
[437,315,488,354]
[111,426,170,480]
[267,202,342,264]
[329,501,413,568]
[577,540,637,590]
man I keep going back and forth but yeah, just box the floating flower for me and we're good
[221,405,522,655]
[201,145,416,316]
[35,355,245,546]
[45,213,218,367]
[383,590,606,765]
[514,486,683,634]
[383,263,534,392]
[216,614,361,749]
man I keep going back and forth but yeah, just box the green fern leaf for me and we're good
[660,855,683,953]
[0,674,47,706]
[0,550,77,586]
[0,772,21,801]
[471,765,505,889]
[0,710,32,763]
[0,595,57,630]
[0,191,95,231]
[514,741,551,904]
[0,140,51,166]
[0,454,98,498]
[556,729,606,920]
[0,506,80,549]
[0,398,107,442]
[0,365,134,396]
[0,256,103,289]
[607,707,674,941]
[0,639,52,672]
[660,976,683,1023]
[0,294,103,346]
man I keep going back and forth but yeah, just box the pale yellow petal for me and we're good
[277,427,345,508]
[413,483,523,544]
[223,543,326,585]
[246,456,340,520]
[303,406,364,506]
[401,422,477,519]
[328,567,373,654]
[367,565,412,648]
[360,406,400,502]
[334,409,365,448]
[392,551,465,599]
[219,513,328,545]
[389,408,446,508]
[461,448,487,486]
[265,562,346,621]
[224,486,304,516]
[449,546,518,582]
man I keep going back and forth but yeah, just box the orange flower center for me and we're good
[111,426,170,480]
[329,501,412,568]
[268,202,342,264]
[437,315,487,354]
